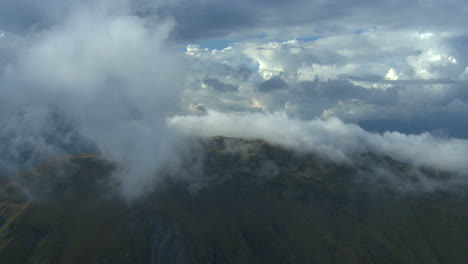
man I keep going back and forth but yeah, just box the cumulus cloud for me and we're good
[182,31,468,137]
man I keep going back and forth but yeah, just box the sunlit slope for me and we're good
[1,137,468,264]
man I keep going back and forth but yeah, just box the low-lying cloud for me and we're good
[170,111,468,176]
[0,1,185,199]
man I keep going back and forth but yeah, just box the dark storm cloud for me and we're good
[164,3,258,40]
[159,0,348,40]
[2,0,468,41]
[159,0,468,40]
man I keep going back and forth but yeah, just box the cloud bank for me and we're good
[170,111,468,176]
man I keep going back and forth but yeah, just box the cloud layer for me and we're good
[170,111,468,175]
[3,0,468,41]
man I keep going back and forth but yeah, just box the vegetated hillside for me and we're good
[1,137,468,264]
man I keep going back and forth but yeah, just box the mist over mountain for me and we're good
[1,0,468,262]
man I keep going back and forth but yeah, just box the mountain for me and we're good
[1,137,468,264]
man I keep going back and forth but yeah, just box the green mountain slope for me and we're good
[1,137,468,264]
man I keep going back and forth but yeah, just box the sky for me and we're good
[1,0,468,197]
[169,0,468,137]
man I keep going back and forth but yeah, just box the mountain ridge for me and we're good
[1,136,468,263]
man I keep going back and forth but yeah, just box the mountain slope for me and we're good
[1,137,468,264]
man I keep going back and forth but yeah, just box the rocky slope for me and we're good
[1,137,468,263]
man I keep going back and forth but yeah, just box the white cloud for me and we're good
[385,68,399,80]
[0,1,186,199]
[182,31,468,125]
[170,111,468,175]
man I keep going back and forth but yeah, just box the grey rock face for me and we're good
[150,216,187,264]
[128,213,188,264]
[0,215,5,228]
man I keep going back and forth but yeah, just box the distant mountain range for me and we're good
[1,137,468,264]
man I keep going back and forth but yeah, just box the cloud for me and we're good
[2,0,468,42]
[0,0,186,199]
[0,0,74,33]
[181,32,468,137]
[169,111,468,177]
[258,77,288,92]
[0,107,91,176]
[202,77,238,92]
[155,0,468,41]
[2,0,468,198]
